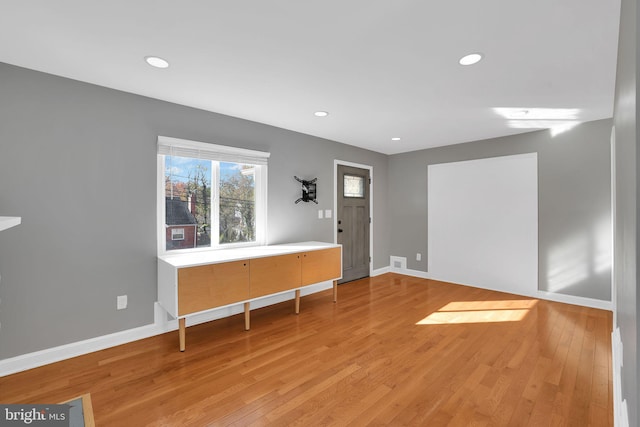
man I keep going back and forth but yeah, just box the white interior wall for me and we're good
[427,153,538,296]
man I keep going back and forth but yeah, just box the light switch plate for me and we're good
[117,295,128,310]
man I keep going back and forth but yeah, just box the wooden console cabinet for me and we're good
[158,242,342,351]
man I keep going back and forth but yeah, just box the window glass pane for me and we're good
[344,174,365,198]
[165,156,211,251]
[219,162,256,244]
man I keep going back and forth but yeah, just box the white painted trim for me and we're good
[610,126,617,330]
[610,128,628,427]
[0,314,167,377]
[334,160,374,277]
[0,282,334,377]
[612,327,629,427]
[157,141,269,256]
[535,290,613,311]
[618,401,629,427]
[157,136,270,162]
[157,154,165,255]
[400,268,430,279]
[372,266,390,276]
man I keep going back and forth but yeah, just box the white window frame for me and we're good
[157,136,269,255]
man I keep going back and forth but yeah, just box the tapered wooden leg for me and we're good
[244,302,250,330]
[179,318,186,352]
[295,289,301,314]
[333,280,338,302]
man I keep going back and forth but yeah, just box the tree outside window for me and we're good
[164,157,256,251]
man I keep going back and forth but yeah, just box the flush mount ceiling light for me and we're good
[391,137,401,141]
[144,56,169,69]
[459,53,483,66]
[314,111,329,117]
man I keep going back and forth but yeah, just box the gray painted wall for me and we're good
[612,0,638,424]
[0,53,623,387]
[388,119,613,302]
[0,63,389,360]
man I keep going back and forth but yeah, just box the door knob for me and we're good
[338,228,343,233]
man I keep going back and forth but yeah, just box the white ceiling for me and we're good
[0,1,621,155]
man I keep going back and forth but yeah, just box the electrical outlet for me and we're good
[416,253,422,261]
[117,295,128,310]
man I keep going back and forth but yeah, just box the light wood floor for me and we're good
[1,274,612,426]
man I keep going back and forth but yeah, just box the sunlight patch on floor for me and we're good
[416,299,538,325]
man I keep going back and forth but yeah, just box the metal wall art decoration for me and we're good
[294,176,318,204]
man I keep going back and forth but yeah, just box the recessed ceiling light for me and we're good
[459,53,483,66]
[145,56,169,69]
[391,137,401,141]
[314,111,329,117]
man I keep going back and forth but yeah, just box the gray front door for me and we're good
[337,164,370,283]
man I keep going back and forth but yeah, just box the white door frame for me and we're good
[610,126,617,327]
[334,159,374,278]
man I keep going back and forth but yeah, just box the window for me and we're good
[158,136,269,254]
[171,228,185,241]
[344,174,365,198]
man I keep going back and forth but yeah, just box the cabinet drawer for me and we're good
[301,247,342,285]
[178,260,250,316]
[250,253,301,298]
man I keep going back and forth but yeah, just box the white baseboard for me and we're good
[372,266,389,276]
[535,290,612,311]
[398,267,430,279]
[0,281,334,377]
[0,318,166,377]
[396,267,612,310]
